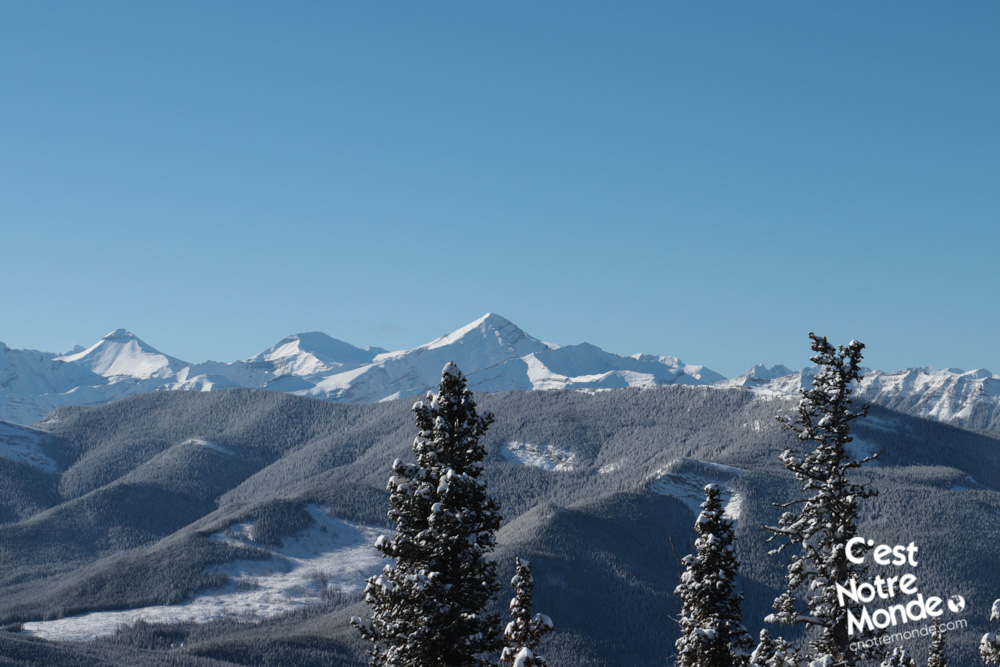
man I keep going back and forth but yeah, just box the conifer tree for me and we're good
[880,646,915,667]
[927,618,947,667]
[499,557,553,667]
[352,362,502,667]
[675,483,753,667]
[980,600,1000,665]
[763,333,878,666]
[749,629,800,667]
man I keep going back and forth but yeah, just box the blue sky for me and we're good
[2,2,998,378]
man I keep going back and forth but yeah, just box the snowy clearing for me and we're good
[22,505,385,641]
[649,460,743,521]
[0,420,60,472]
[500,441,575,472]
[596,459,625,475]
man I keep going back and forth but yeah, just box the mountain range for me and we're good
[1,317,999,664]
[2,313,999,433]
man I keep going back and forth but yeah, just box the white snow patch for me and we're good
[522,353,572,391]
[596,459,625,474]
[0,421,60,472]
[21,505,385,641]
[55,329,185,380]
[574,388,615,396]
[184,438,233,456]
[649,460,743,521]
[501,441,575,472]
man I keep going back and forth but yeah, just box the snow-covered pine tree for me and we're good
[499,557,553,667]
[351,362,502,667]
[880,646,915,667]
[979,600,1000,665]
[749,629,800,667]
[763,333,878,667]
[927,618,947,667]
[675,483,753,667]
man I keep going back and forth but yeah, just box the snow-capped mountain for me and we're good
[4,316,1000,434]
[856,367,1000,432]
[716,363,795,388]
[0,343,108,425]
[0,315,722,424]
[303,314,723,402]
[54,329,189,380]
[729,364,1000,433]
[247,332,386,378]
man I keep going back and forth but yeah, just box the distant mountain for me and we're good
[716,363,795,388]
[247,332,385,377]
[3,317,1000,434]
[730,364,1000,433]
[0,314,723,424]
[54,329,189,380]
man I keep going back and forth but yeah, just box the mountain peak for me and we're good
[424,313,535,352]
[744,363,794,380]
[103,328,137,341]
[55,330,187,380]
[477,312,513,327]
[249,331,377,376]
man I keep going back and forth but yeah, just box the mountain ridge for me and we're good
[0,315,719,423]
[3,315,999,433]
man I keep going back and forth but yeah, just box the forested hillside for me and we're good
[0,385,996,665]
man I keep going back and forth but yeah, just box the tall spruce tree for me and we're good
[352,362,502,667]
[499,557,553,667]
[927,618,947,667]
[674,483,753,667]
[763,333,878,666]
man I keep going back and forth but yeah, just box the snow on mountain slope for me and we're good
[464,343,722,394]
[246,332,382,377]
[0,342,110,424]
[629,353,726,384]
[649,459,743,520]
[55,329,189,380]
[6,316,999,435]
[501,441,576,471]
[0,315,728,423]
[21,505,384,641]
[0,420,61,472]
[730,364,1000,432]
[165,362,255,392]
[306,313,554,402]
[305,314,727,403]
[855,367,1000,429]
[716,364,795,388]
[1,343,98,394]
[527,344,721,389]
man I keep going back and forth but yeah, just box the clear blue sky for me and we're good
[2,2,998,378]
